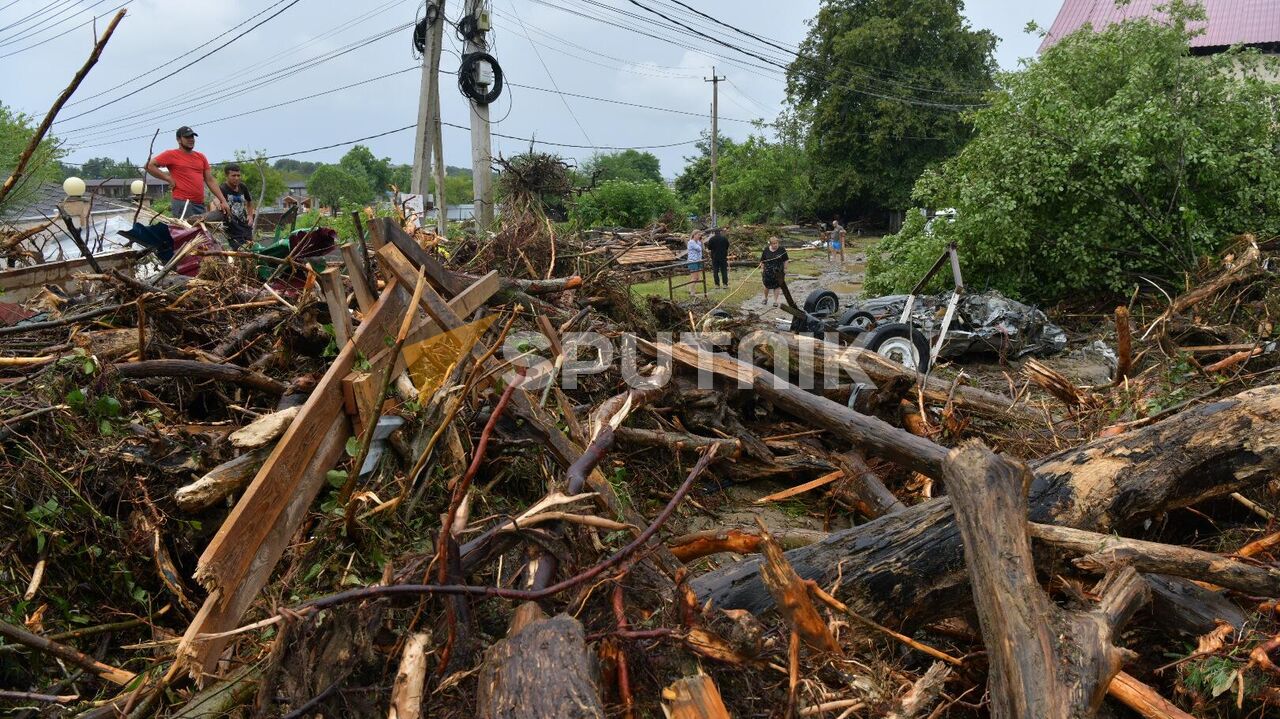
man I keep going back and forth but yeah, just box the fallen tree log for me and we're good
[680,339,1280,627]
[768,332,1033,419]
[113,359,287,395]
[174,446,273,512]
[1028,522,1280,597]
[945,442,1148,717]
[228,406,299,449]
[475,603,603,719]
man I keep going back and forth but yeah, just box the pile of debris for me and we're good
[1,205,1277,717]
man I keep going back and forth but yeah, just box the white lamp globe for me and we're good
[130,179,145,195]
[63,176,86,197]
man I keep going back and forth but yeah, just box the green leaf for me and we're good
[65,388,85,410]
[344,436,361,458]
[326,469,347,488]
[95,396,122,418]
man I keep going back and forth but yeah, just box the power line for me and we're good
[59,3,409,136]
[505,0,594,149]
[0,0,132,59]
[55,0,304,124]
[0,0,113,47]
[0,0,59,34]
[59,20,411,139]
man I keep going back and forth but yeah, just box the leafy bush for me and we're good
[571,179,682,228]
[865,8,1280,302]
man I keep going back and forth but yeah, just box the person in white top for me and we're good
[686,230,705,297]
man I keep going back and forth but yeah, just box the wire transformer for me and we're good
[412,2,440,55]
[458,51,503,105]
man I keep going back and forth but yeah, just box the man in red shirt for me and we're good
[145,126,229,220]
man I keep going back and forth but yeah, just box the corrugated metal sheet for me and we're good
[1040,0,1280,52]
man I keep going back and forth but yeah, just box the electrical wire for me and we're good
[0,0,113,47]
[0,0,59,34]
[60,1,409,134]
[59,20,412,139]
[55,0,304,123]
[505,0,593,149]
[0,0,132,59]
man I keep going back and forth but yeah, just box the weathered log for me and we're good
[174,447,273,512]
[832,449,904,518]
[210,309,288,360]
[613,426,742,458]
[1107,671,1196,719]
[771,332,1032,419]
[945,442,1147,718]
[1028,522,1280,597]
[0,619,135,686]
[689,371,1280,628]
[1146,574,1246,635]
[114,359,286,395]
[475,603,603,719]
[228,406,299,449]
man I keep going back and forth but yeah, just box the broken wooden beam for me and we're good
[319,267,352,347]
[945,442,1147,717]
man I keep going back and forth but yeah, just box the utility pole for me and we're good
[463,0,494,232]
[705,67,725,228]
[411,2,445,210]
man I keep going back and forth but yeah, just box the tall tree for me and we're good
[307,165,371,215]
[673,132,737,214]
[0,103,64,219]
[229,151,287,206]
[581,149,662,185]
[787,0,996,222]
[338,144,393,197]
[77,157,137,179]
[866,7,1280,302]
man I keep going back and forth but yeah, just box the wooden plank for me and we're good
[340,242,376,312]
[662,675,731,719]
[319,267,351,347]
[370,216,466,296]
[178,280,410,679]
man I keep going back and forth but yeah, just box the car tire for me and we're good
[864,322,931,373]
[838,308,876,331]
[803,289,839,317]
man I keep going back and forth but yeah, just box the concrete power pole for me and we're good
[411,2,445,206]
[463,0,494,232]
[705,67,725,227]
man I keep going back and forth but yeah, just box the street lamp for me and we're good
[130,179,145,197]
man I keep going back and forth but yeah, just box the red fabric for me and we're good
[169,225,217,277]
[153,149,210,202]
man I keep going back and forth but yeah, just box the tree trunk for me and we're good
[475,603,603,719]
[944,442,1146,718]
[692,384,1280,628]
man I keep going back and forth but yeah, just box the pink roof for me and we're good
[1039,0,1280,52]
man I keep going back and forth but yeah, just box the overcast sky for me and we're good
[3,0,1064,178]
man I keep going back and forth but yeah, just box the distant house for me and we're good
[281,180,312,211]
[84,176,167,202]
[1041,0,1280,63]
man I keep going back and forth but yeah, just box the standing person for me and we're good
[685,230,705,297]
[706,226,730,288]
[759,235,789,307]
[828,218,846,264]
[219,163,256,249]
[145,126,229,220]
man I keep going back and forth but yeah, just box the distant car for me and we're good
[923,208,957,236]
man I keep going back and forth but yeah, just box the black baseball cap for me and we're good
[176,126,198,138]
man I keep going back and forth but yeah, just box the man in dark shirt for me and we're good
[219,163,255,249]
[706,226,730,287]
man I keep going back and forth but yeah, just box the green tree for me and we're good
[338,144,392,198]
[673,132,736,214]
[866,6,1280,302]
[307,165,371,215]
[787,0,996,220]
[272,159,321,176]
[77,156,137,179]
[581,149,662,185]
[1,102,64,220]
[227,151,287,206]
[571,179,681,228]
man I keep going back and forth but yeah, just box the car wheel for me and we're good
[838,308,876,331]
[864,322,931,373]
[803,289,839,317]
